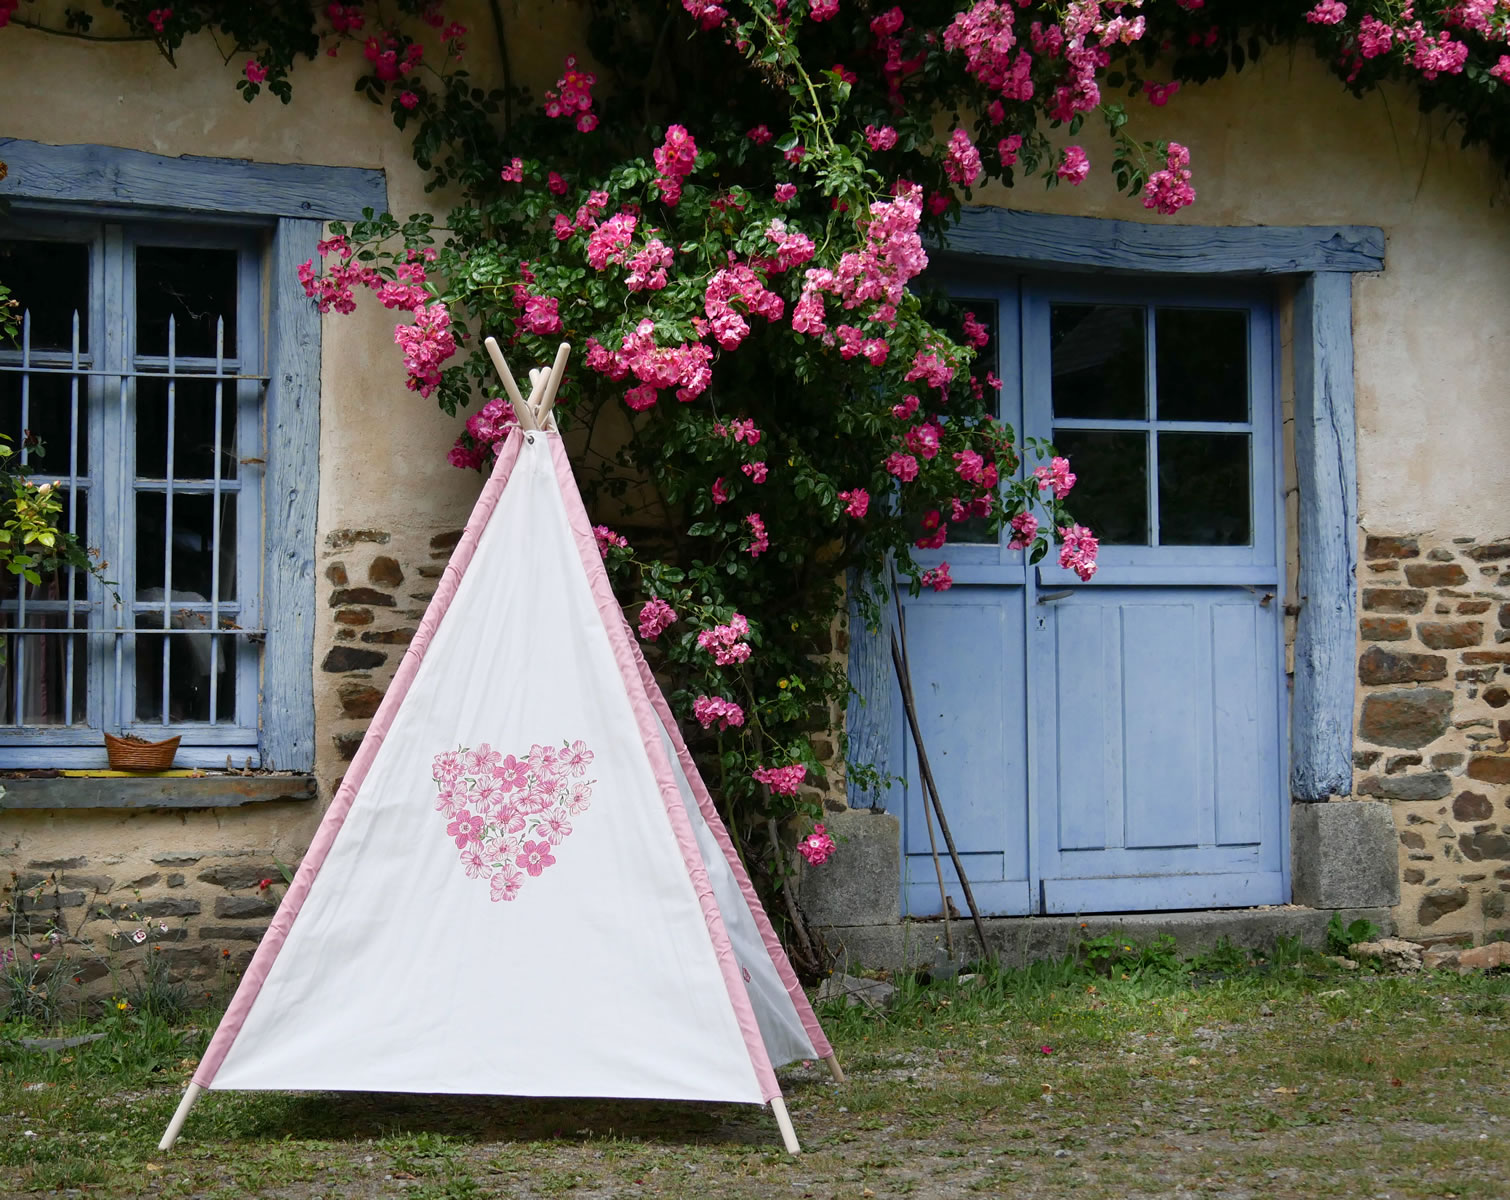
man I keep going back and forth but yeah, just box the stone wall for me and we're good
[1355,533,1510,945]
[317,526,456,794]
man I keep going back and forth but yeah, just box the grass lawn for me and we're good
[3,938,1509,1199]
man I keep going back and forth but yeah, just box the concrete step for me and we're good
[816,905,1395,973]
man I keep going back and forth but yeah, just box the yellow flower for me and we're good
[116,1000,128,1010]
[778,679,789,689]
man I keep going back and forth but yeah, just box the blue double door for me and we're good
[892,278,1287,916]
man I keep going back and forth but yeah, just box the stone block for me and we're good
[1357,772,1452,800]
[1418,621,1484,650]
[60,874,114,894]
[325,562,348,585]
[325,528,390,551]
[108,897,201,918]
[198,924,268,942]
[1365,535,1419,560]
[1359,616,1409,641]
[196,865,281,891]
[334,607,374,626]
[1358,646,1447,684]
[1418,887,1470,926]
[338,682,385,719]
[26,856,89,870]
[1358,689,1453,749]
[795,807,900,928]
[1454,791,1494,821]
[328,587,395,608]
[1362,588,1428,614]
[322,646,387,673]
[1468,542,1510,562]
[1404,562,1469,588]
[368,556,405,587]
[333,731,364,761]
[360,628,417,645]
[150,852,203,866]
[1466,755,1510,784]
[1291,801,1400,909]
[215,895,277,919]
[815,972,895,1012]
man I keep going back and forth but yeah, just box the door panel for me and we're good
[1032,586,1285,911]
[898,587,1030,916]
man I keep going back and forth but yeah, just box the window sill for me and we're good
[0,773,317,810]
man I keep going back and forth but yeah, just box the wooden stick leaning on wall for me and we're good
[888,593,991,960]
[890,578,954,959]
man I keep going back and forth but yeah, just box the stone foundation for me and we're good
[1356,532,1510,945]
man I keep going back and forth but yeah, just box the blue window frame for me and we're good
[0,218,265,764]
[0,137,389,773]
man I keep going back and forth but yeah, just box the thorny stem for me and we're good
[748,5,837,158]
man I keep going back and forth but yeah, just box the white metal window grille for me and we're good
[0,222,265,767]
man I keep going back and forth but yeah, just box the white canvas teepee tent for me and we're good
[159,342,839,1155]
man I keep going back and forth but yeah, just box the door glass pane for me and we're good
[1155,308,1248,422]
[951,299,999,545]
[1052,430,1148,545]
[135,246,239,359]
[0,240,90,353]
[1158,432,1251,546]
[1050,304,1145,420]
[0,368,88,475]
[136,377,239,481]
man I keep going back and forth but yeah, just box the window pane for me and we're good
[0,240,90,353]
[950,299,999,545]
[135,492,238,602]
[136,377,238,481]
[1050,304,1145,420]
[1155,308,1248,422]
[135,246,238,359]
[1158,432,1251,546]
[0,368,89,476]
[1052,430,1149,546]
[0,619,87,726]
[134,621,236,724]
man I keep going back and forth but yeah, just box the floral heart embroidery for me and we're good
[431,740,595,902]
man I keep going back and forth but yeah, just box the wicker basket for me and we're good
[104,732,181,772]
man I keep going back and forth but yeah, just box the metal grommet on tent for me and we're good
[525,432,536,444]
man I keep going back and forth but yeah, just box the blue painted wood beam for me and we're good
[0,137,387,220]
[260,217,323,772]
[937,207,1385,276]
[1291,272,1358,801]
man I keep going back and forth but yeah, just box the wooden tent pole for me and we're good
[158,1082,202,1151]
[534,341,572,429]
[770,1095,802,1154]
[484,335,535,429]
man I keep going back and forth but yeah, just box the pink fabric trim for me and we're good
[194,429,529,1089]
[548,435,782,1105]
[626,642,833,1059]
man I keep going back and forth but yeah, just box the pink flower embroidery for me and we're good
[491,866,524,902]
[517,840,557,877]
[447,810,486,848]
[563,740,595,776]
[437,741,594,901]
[541,810,574,844]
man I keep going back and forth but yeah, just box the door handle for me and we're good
[1037,590,1074,605]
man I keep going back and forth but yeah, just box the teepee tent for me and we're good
[159,342,839,1155]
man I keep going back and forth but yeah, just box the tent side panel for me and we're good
[636,662,833,1060]
[192,430,528,1089]
[656,720,821,1066]
[548,435,782,1104]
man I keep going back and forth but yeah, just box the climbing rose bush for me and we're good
[26,0,1510,899]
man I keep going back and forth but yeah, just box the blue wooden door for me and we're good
[887,278,1286,917]
[1024,282,1286,912]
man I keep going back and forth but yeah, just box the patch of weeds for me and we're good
[382,1130,464,1176]
[1326,912,1380,955]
